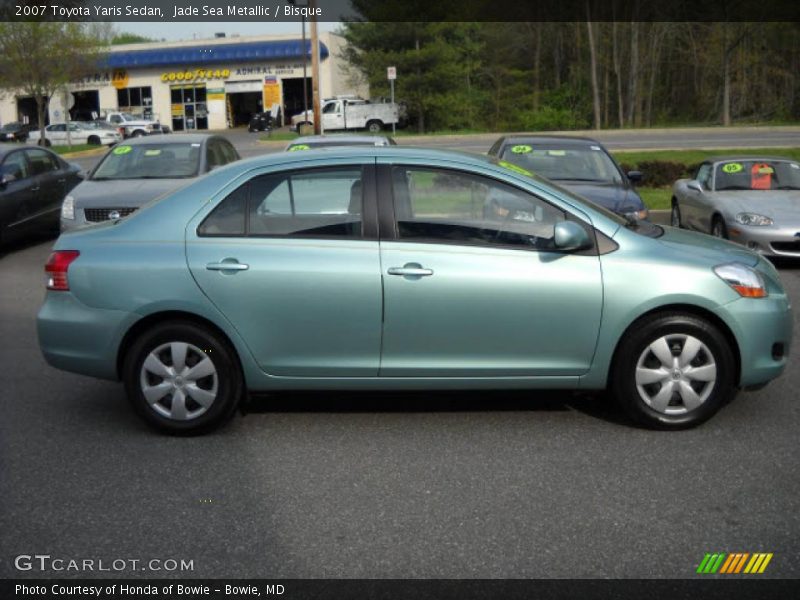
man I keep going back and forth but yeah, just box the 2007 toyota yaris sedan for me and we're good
[37,148,793,434]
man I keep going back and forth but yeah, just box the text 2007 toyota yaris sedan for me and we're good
[37,148,792,434]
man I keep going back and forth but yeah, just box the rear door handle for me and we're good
[206,260,249,272]
[388,265,433,277]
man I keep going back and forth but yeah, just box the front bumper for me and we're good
[719,292,793,387]
[728,224,800,257]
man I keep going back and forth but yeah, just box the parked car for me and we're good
[102,112,169,137]
[0,121,32,143]
[28,122,122,147]
[488,136,648,220]
[37,148,791,434]
[671,156,800,257]
[0,145,81,245]
[291,97,400,133]
[285,134,396,151]
[60,134,240,232]
[247,111,272,133]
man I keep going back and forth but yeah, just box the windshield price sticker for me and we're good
[288,144,311,151]
[498,160,534,177]
[547,150,566,156]
[113,145,132,155]
[511,145,532,154]
[144,149,161,156]
[722,163,743,173]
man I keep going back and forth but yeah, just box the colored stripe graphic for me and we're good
[698,552,773,574]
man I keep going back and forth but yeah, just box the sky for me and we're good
[115,21,339,42]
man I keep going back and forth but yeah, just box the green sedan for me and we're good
[37,148,792,434]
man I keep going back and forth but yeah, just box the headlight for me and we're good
[61,195,75,220]
[735,213,773,226]
[713,262,767,298]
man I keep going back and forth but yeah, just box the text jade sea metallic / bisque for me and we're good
[36,147,793,434]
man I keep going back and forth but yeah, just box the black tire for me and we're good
[670,200,682,228]
[87,135,101,146]
[123,321,244,435]
[43,139,51,147]
[610,312,736,430]
[711,215,728,239]
[366,120,383,133]
[132,129,145,138]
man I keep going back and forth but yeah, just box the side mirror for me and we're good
[687,180,704,193]
[0,173,16,187]
[554,221,591,252]
[627,170,643,185]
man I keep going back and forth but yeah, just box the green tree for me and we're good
[0,22,108,144]
[112,32,158,45]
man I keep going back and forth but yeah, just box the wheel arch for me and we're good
[607,303,741,387]
[116,310,244,381]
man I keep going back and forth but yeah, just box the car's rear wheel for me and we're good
[711,216,728,239]
[366,120,383,133]
[123,321,243,434]
[611,313,736,429]
[43,139,51,147]
[132,130,145,137]
[670,200,682,227]
[87,135,100,146]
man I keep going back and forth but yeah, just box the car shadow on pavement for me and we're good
[0,230,58,258]
[245,389,633,428]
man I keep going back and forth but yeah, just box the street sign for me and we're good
[387,66,396,80]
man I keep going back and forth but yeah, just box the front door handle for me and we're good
[388,264,433,277]
[206,259,249,272]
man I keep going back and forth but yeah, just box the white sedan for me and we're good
[28,122,121,147]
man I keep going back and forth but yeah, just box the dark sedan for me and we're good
[0,146,81,245]
[0,122,32,143]
[488,135,648,220]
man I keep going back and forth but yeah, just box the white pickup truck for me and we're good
[103,112,169,137]
[291,98,400,133]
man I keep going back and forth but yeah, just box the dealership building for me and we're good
[0,32,366,131]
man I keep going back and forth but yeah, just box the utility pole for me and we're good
[310,0,322,134]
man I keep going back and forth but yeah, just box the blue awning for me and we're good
[106,39,327,70]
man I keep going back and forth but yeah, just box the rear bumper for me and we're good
[37,292,136,381]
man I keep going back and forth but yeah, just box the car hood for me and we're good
[70,178,193,208]
[558,181,644,213]
[656,225,760,267]
[711,190,800,220]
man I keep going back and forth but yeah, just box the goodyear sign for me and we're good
[162,68,231,83]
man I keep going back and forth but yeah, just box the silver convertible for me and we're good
[671,157,800,257]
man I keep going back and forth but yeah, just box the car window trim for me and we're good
[377,163,599,256]
[196,162,379,241]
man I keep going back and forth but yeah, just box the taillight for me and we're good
[45,251,80,291]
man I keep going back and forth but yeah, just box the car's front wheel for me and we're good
[711,216,728,239]
[611,313,736,429]
[670,200,682,227]
[123,321,243,434]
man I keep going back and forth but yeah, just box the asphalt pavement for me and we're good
[2,127,799,580]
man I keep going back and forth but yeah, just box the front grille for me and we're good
[84,207,138,222]
[770,241,800,254]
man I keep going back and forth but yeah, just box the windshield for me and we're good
[91,143,202,180]
[714,160,800,191]
[1,123,19,131]
[500,143,623,184]
[118,113,136,122]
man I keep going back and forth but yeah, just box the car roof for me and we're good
[494,135,604,148]
[703,155,798,164]
[290,135,392,145]
[0,144,57,160]
[115,133,218,146]
[232,146,499,173]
